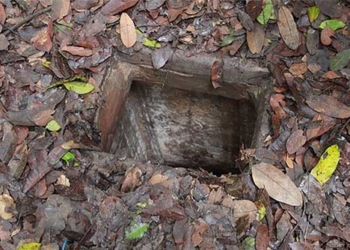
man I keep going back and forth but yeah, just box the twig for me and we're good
[3,6,52,36]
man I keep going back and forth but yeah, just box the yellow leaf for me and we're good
[17,242,41,250]
[46,119,61,132]
[308,6,319,22]
[255,201,266,221]
[63,81,94,94]
[311,144,340,185]
[120,13,137,48]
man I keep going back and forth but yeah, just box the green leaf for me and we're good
[319,20,346,30]
[17,242,41,250]
[142,38,162,48]
[61,151,79,166]
[219,35,235,47]
[330,49,350,71]
[46,119,61,132]
[42,61,51,68]
[242,237,255,250]
[257,0,274,25]
[136,202,148,208]
[63,81,94,94]
[125,223,149,240]
[307,6,320,22]
[311,144,340,185]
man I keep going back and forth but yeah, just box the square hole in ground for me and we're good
[109,81,257,174]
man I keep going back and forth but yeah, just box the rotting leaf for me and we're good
[256,224,269,250]
[151,46,172,69]
[120,12,137,48]
[31,25,53,52]
[252,163,303,206]
[308,6,320,22]
[211,60,224,89]
[306,94,350,118]
[45,120,61,132]
[315,0,341,18]
[311,144,340,185]
[257,0,274,25]
[246,22,265,54]
[125,223,149,240]
[330,49,350,71]
[245,0,263,21]
[51,0,70,20]
[319,20,346,30]
[63,81,94,94]
[278,6,300,50]
[238,9,254,31]
[286,129,306,154]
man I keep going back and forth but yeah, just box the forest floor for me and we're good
[0,0,350,249]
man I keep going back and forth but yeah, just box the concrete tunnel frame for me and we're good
[96,49,271,173]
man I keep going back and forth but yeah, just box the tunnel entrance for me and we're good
[96,51,271,175]
[109,81,257,174]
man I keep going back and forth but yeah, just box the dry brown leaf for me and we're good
[256,224,270,250]
[246,22,265,54]
[51,0,71,20]
[289,62,308,77]
[306,95,350,119]
[320,71,341,80]
[211,60,224,89]
[120,12,137,48]
[32,109,55,126]
[252,163,303,206]
[101,0,139,15]
[148,173,169,184]
[121,166,142,192]
[192,218,209,247]
[56,174,71,186]
[208,187,224,204]
[284,154,294,168]
[222,197,257,223]
[321,26,334,46]
[61,45,93,56]
[31,26,53,52]
[278,6,300,50]
[306,115,336,140]
[0,194,16,220]
[286,129,306,154]
[0,3,6,25]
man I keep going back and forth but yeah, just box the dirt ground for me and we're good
[0,0,350,249]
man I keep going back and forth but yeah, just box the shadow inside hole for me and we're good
[109,81,257,175]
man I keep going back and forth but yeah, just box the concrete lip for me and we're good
[96,49,271,174]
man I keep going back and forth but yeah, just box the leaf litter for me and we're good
[0,0,349,249]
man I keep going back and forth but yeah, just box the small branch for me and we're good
[3,6,52,36]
